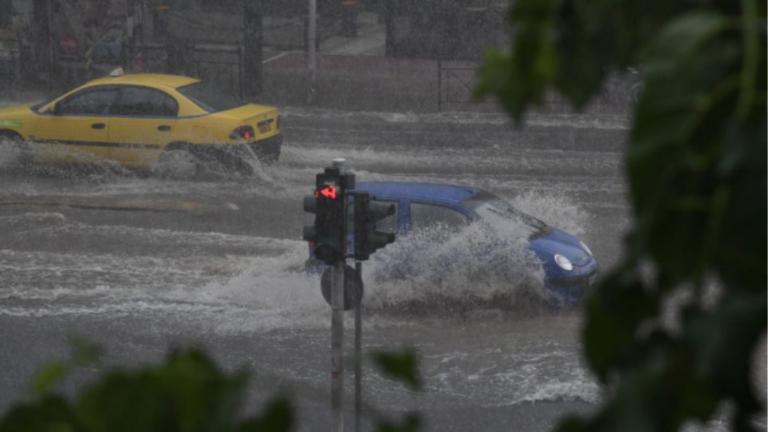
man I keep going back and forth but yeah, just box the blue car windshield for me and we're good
[466,192,548,238]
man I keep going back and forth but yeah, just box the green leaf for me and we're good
[376,413,421,432]
[239,397,294,432]
[582,261,660,380]
[371,350,421,391]
[3,347,294,432]
[480,1,766,431]
[0,396,78,432]
[31,362,69,397]
[75,349,250,432]
[69,337,102,366]
[475,0,559,120]
[639,12,728,67]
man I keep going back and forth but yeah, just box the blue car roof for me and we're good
[355,181,481,205]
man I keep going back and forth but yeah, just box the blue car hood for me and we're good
[528,228,591,267]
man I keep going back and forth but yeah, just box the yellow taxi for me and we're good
[0,71,281,175]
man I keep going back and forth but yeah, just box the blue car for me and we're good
[308,181,598,305]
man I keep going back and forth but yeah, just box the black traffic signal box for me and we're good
[353,191,396,261]
[303,167,355,265]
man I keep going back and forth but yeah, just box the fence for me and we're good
[437,60,496,112]
[138,42,244,97]
[0,38,18,95]
[436,60,638,114]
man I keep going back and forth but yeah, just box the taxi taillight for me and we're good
[229,126,255,141]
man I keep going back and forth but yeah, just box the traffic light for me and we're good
[302,166,354,265]
[353,192,396,261]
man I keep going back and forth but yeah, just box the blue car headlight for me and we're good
[554,254,573,271]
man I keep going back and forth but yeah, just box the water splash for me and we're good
[363,223,546,312]
[508,190,589,236]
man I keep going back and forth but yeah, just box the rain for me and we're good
[0,1,757,432]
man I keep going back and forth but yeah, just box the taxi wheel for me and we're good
[0,132,28,168]
[153,149,201,179]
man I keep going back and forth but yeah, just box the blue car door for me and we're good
[378,201,472,279]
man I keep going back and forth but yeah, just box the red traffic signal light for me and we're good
[316,185,338,200]
[302,168,353,266]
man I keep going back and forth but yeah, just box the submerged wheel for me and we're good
[212,150,254,176]
[0,131,28,168]
[153,148,201,179]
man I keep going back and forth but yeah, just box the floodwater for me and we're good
[0,107,748,431]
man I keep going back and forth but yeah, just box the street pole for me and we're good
[354,261,362,432]
[45,0,54,93]
[331,261,345,432]
[307,0,317,103]
[330,157,347,432]
[341,0,357,37]
[384,0,395,57]
[242,1,263,98]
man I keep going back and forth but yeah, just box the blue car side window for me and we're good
[409,202,470,232]
[371,199,399,234]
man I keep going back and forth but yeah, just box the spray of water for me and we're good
[362,223,546,312]
[509,190,589,236]
[167,242,331,333]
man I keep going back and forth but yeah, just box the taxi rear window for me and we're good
[177,83,244,113]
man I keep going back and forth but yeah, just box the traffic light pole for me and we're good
[331,261,345,432]
[331,158,349,432]
[303,160,393,432]
[354,261,362,432]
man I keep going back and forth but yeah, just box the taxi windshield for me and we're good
[465,192,548,237]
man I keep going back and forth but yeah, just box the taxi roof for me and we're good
[85,73,200,90]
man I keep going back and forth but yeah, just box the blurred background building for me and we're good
[0,0,632,112]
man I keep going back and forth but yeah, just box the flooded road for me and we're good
[0,107,631,431]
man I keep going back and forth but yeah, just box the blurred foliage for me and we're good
[478,0,765,431]
[372,350,422,391]
[376,413,421,432]
[0,348,293,432]
[371,350,423,432]
[0,344,423,432]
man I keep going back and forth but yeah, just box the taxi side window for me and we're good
[110,86,179,117]
[410,203,469,230]
[55,87,119,116]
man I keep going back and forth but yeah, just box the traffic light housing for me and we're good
[303,166,354,265]
[353,192,396,261]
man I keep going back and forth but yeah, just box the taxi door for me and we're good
[31,86,118,164]
[106,86,180,168]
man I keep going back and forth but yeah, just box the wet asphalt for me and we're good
[0,107,655,431]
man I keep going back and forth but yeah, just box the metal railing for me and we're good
[0,44,18,95]
[437,61,495,111]
[138,42,244,97]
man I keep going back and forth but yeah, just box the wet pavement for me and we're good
[0,108,737,431]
